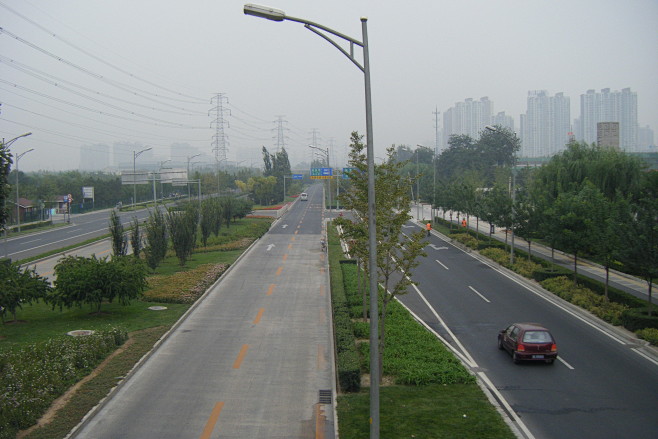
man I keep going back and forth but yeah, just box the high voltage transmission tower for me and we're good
[210,93,230,169]
[273,115,289,152]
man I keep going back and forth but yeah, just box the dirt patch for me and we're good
[361,373,396,387]
[17,335,136,438]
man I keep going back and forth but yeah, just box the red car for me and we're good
[498,323,558,364]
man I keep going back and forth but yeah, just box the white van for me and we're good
[300,192,308,201]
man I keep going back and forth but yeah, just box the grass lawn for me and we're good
[338,384,513,439]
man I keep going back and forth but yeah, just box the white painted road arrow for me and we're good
[429,244,449,250]
[267,244,276,251]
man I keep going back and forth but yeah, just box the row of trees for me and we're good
[429,137,657,307]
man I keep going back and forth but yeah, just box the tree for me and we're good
[109,209,127,256]
[0,141,12,231]
[0,259,51,323]
[200,198,221,246]
[166,204,198,266]
[338,132,427,378]
[219,196,237,227]
[51,255,147,313]
[130,216,142,258]
[621,173,658,314]
[143,208,168,271]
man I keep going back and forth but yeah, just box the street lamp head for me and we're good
[244,3,286,21]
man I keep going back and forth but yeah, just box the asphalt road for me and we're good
[69,184,336,438]
[397,224,658,439]
[3,207,153,262]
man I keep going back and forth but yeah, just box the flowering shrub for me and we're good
[0,328,127,438]
[143,263,229,304]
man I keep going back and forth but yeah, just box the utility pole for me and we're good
[432,107,440,223]
[210,93,230,195]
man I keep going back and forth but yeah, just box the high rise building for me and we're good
[443,97,493,147]
[79,143,110,171]
[520,91,571,157]
[491,111,515,132]
[638,125,655,151]
[578,88,637,151]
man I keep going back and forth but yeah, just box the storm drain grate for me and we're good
[319,389,332,404]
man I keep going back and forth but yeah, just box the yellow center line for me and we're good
[282,254,288,261]
[315,403,326,439]
[288,244,292,249]
[291,236,296,241]
[320,267,325,274]
[276,266,283,276]
[233,344,249,369]
[266,284,275,296]
[319,285,325,297]
[199,402,224,439]
[317,343,327,370]
[253,308,265,324]
[294,230,298,235]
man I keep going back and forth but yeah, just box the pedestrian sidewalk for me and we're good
[411,202,650,302]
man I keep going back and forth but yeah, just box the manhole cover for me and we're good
[67,330,95,337]
[148,306,168,311]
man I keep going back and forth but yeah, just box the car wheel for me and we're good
[512,353,520,364]
[497,337,504,350]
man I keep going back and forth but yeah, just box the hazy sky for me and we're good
[1,0,656,172]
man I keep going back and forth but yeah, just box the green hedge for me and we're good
[621,308,658,332]
[637,328,658,345]
[0,328,128,439]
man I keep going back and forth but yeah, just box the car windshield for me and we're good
[522,331,552,343]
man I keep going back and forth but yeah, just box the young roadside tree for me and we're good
[143,208,168,271]
[513,187,544,261]
[130,216,141,258]
[621,173,658,314]
[0,259,51,323]
[552,182,601,284]
[338,131,427,379]
[166,204,198,266]
[51,255,147,314]
[219,196,237,227]
[109,209,127,256]
[200,198,218,247]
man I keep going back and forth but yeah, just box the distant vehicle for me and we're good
[498,322,557,364]
[300,192,308,201]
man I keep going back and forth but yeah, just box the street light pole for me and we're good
[244,5,380,435]
[15,148,34,232]
[187,154,202,200]
[485,125,517,264]
[133,147,152,208]
[2,133,32,255]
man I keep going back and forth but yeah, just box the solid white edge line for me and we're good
[476,372,537,439]
[631,348,658,367]
[409,282,478,368]
[468,285,491,303]
[557,356,575,370]
[435,259,449,270]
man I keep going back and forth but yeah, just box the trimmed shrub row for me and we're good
[0,328,128,439]
[328,240,360,392]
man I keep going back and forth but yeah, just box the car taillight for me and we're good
[550,344,557,352]
[517,343,525,352]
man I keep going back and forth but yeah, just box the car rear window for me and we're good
[522,331,552,343]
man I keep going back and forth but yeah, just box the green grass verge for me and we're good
[338,384,513,439]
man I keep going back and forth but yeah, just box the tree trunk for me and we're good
[573,252,579,285]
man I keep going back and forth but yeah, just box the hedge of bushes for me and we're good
[0,328,128,439]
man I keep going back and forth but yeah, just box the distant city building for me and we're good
[578,88,637,151]
[443,97,493,147]
[491,111,515,132]
[79,143,110,171]
[638,125,655,151]
[597,122,620,149]
[520,90,571,158]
